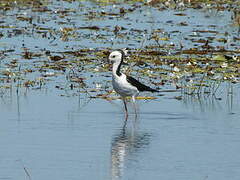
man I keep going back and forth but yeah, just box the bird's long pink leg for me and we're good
[123,98,128,120]
[132,96,138,118]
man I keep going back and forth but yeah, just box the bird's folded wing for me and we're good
[126,75,158,92]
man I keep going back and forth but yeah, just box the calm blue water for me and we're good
[0,1,240,180]
[0,86,240,180]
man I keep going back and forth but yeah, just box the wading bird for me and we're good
[109,50,158,119]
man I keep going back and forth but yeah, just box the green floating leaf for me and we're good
[212,55,227,61]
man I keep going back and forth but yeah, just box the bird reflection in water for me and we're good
[110,118,151,180]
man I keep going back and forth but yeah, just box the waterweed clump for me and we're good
[0,0,239,102]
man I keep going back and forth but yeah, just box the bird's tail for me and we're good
[150,88,159,93]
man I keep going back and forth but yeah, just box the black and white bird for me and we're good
[108,50,158,118]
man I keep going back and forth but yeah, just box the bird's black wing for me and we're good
[126,75,158,92]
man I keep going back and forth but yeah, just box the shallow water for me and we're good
[0,0,240,180]
[1,86,240,180]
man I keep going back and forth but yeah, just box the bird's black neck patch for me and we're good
[116,50,125,76]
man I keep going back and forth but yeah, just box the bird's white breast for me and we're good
[112,74,139,97]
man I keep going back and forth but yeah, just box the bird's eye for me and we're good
[112,55,116,58]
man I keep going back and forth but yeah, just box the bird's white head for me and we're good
[108,50,123,64]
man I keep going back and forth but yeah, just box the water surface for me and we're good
[0,1,240,180]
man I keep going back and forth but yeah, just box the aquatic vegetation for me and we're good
[0,0,239,102]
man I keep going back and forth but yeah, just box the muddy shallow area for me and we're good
[0,0,240,180]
